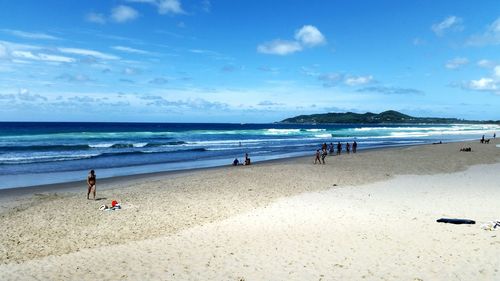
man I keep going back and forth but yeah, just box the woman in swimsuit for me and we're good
[87,170,96,200]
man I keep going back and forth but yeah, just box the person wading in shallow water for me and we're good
[87,170,96,200]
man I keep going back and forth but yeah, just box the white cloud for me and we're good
[494,66,500,78]
[0,40,40,51]
[11,50,38,60]
[477,59,495,68]
[257,25,326,56]
[59,47,119,60]
[111,45,150,54]
[127,0,185,15]
[462,64,500,94]
[17,88,47,102]
[467,78,498,91]
[294,25,326,47]
[1,29,59,40]
[344,75,374,86]
[56,73,91,82]
[445,57,469,69]
[317,73,374,87]
[318,73,343,87]
[111,5,139,23]
[158,0,184,14]
[467,17,500,46]
[86,13,106,24]
[431,16,463,36]
[257,40,302,55]
[357,86,424,95]
[9,50,74,63]
[38,53,75,63]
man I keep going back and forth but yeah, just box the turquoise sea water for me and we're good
[0,122,498,189]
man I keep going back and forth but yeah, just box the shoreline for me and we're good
[0,153,309,200]
[0,138,474,198]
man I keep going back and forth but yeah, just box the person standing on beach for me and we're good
[353,141,357,153]
[329,142,334,154]
[337,142,342,155]
[314,149,321,164]
[87,170,96,200]
[494,133,496,139]
[346,142,351,154]
[321,149,327,164]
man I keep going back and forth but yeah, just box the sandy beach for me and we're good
[1,139,499,280]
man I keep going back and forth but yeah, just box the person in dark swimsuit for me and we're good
[87,170,96,200]
[321,149,327,164]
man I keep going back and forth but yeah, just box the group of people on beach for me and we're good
[314,141,358,164]
[480,133,495,144]
[232,153,251,166]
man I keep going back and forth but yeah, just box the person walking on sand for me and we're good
[314,149,321,164]
[494,133,496,139]
[321,149,327,164]
[87,170,96,200]
[244,153,251,165]
[337,142,342,155]
[353,141,357,153]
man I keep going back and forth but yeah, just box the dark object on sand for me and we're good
[436,218,476,224]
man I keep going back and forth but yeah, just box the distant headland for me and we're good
[280,110,500,124]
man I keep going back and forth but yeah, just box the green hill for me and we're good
[280,110,498,124]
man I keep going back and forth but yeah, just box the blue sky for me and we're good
[0,0,499,122]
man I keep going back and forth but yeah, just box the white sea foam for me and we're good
[353,124,499,133]
[0,153,99,163]
[264,129,301,135]
[89,143,115,148]
[1,131,174,141]
[133,143,148,148]
[314,134,332,138]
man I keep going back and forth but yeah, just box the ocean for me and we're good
[0,122,498,189]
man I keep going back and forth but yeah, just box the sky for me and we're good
[0,0,499,123]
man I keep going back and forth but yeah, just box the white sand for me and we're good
[0,140,499,280]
